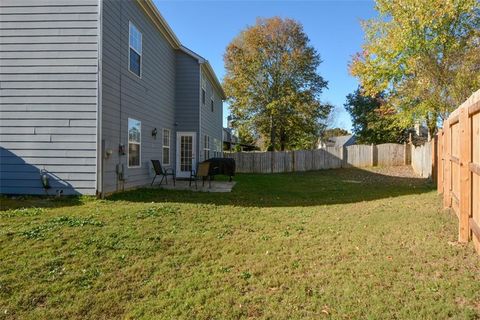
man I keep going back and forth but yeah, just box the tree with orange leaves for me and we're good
[224,17,330,151]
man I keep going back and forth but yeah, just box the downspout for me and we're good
[96,0,104,198]
[198,63,202,165]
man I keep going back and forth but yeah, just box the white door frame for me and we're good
[176,132,197,178]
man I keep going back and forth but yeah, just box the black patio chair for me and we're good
[151,160,175,186]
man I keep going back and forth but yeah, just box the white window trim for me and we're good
[127,118,142,168]
[128,21,142,78]
[162,128,171,166]
[203,134,210,160]
[201,76,206,105]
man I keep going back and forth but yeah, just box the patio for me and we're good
[153,179,236,193]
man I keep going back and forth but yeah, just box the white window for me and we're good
[201,78,206,105]
[128,118,141,167]
[213,138,222,157]
[129,22,142,77]
[203,134,210,160]
[162,129,170,165]
[213,138,218,157]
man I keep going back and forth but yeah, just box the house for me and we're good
[222,128,257,151]
[223,128,238,151]
[318,135,356,149]
[409,123,429,146]
[0,0,225,196]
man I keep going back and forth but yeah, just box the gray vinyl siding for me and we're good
[0,0,99,195]
[101,0,176,194]
[200,69,223,161]
[175,52,200,132]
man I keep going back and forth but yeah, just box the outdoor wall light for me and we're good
[105,149,113,159]
[152,128,158,138]
[119,144,126,155]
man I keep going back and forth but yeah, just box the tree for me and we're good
[319,127,350,146]
[350,0,480,136]
[223,17,330,151]
[321,128,350,140]
[345,88,406,144]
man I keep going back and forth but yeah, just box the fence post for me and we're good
[431,135,438,183]
[292,150,295,172]
[459,107,471,242]
[371,144,375,166]
[403,142,409,165]
[270,151,274,173]
[437,130,444,194]
[443,119,452,209]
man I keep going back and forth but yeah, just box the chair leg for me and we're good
[173,175,176,186]
[165,175,168,185]
[159,175,165,185]
[151,175,156,186]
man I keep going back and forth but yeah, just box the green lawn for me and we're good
[1,167,479,319]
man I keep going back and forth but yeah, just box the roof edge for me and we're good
[202,62,226,100]
[180,46,226,100]
[136,0,181,49]
[136,1,225,100]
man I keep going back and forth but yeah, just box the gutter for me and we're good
[96,0,104,198]
[135,0,181,49]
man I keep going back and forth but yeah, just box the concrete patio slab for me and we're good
[152,179,236,192]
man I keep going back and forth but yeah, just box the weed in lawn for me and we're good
[50,216,104,227]
[46,259,66,282]
[240,271,252,280]
[135,205,180,219]
[75,268,101,290]
[21,216,104,239]
[219,266,232,273]
[0,207,45,218]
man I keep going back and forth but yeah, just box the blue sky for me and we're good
[154,0,378,131]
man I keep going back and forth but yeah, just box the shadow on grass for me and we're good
[107,167,434,208]
[0,195,86,211]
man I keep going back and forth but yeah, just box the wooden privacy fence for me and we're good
[225,143,410,174]
[437,90,480,252]
[411,141,433,178]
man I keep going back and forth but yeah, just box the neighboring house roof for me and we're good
[136,0,225,99]
[322,135,356,147]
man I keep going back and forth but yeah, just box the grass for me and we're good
[1,167,479,319]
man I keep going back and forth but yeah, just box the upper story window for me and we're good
[211,93,214,112]
[129,22,142,77]
[128,118,141,168]
[201,78,206,105]
[162,129,171,166]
